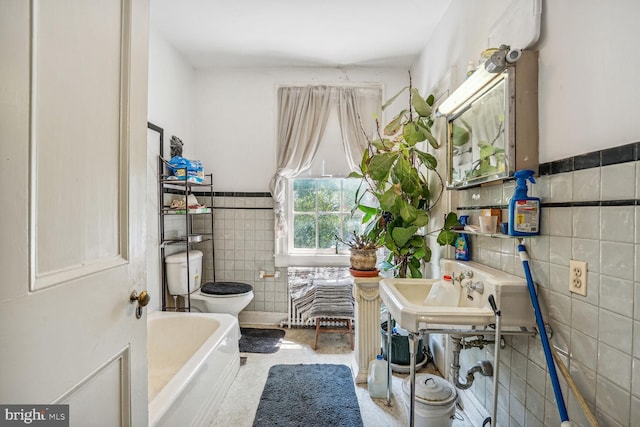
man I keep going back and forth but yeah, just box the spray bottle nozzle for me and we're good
[512,169,537,197]
[514,169,536,185]
[514,170,536,192]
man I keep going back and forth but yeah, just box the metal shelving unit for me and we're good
[158,156,215,311]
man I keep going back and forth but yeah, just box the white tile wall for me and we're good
[193,194,287,313]
[451,159,640,426]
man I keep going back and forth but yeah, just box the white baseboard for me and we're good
[239,311,288,326]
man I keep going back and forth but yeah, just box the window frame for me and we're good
[286,177,362,256]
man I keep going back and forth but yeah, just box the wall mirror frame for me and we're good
[440,51,539,189]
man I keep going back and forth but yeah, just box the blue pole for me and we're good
[517,244,570,423]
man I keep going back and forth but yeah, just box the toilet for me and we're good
[165,250,254,318]
[189,282,254,317]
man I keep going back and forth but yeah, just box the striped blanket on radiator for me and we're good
[287,267,354,323]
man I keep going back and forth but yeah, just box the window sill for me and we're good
[275,254,350,268]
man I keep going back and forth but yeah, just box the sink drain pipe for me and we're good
[518,243,572,426]
[449,337,493,390]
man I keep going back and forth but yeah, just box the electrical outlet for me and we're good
[569,260,587,296]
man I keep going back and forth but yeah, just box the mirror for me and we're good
[447,75,508,188]
[442,51,539,189]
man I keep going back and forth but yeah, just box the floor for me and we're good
[210,326,475,427]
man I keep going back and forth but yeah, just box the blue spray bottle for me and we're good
[508,170,541,236]
[454,215,471,261]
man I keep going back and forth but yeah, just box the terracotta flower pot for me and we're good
[349,248,377,271]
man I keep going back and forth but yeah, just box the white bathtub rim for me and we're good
[147,311,238,427]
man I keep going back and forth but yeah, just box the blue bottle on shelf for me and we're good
[508,169,541,236]
[454,215,470,261]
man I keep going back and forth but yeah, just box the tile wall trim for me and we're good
[164,189,272,198]
[213,206,273,210]
[538,141,639,176]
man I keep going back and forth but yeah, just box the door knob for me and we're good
[130,290,150,319]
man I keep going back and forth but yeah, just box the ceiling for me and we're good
[150,0,453,68]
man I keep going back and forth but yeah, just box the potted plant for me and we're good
[336,229,381,273]
[349,75,458,278]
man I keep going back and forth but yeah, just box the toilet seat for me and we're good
[201,281,253,296]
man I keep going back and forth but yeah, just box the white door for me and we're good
[0,1,150,426]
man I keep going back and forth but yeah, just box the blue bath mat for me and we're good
[253,364,363,427]
[239,328,285,354]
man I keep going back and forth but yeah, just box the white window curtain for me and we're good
[269,85,381,240]
[337,87,381,172]
[269,86,333,238]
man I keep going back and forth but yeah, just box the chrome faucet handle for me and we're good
[466,281,485,294]
[463,270,474,278]
[473,281,484,294]
[452,271,465,284]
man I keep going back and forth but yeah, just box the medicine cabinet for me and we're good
[439,51,539,189]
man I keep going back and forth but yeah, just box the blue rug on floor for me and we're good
[239,328,285,354]
[253,364,363,427]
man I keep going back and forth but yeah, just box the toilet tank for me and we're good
[165,250,203,296]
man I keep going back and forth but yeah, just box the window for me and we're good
[288,178,363,253]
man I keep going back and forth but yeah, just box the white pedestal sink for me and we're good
[380,259,536,333]
[379,259,537,427]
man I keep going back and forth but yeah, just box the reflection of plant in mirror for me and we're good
[453,114,506,182]
[468,117,505,179]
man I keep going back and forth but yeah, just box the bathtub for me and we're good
[148,311,240,427]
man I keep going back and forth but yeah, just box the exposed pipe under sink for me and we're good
[449,335,493,390]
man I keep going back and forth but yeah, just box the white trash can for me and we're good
[401,374,457,427]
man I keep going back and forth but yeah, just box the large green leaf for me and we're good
[384,114,403,136]
[405,168,422,197]
[357,205,379,216]
[411,88,432,117]
[437,229,458,246]
[382,87,408,110]
[415,149,438,170]
[369,152,397,181]
[443,212,459,228]
[413,210,429,227]
[399,202,418,223]
[391,226,418,247]
[422,244,432,263]
[408,263,422,278]
[402,122,426,146]
[408,235,423,246]
[379,188,400,214]
[416,120,440,149]
[347,171,362,179]
[372,138,395,151]
[393,157,420,196]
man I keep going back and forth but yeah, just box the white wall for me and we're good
[536,0,640,162]
[414,0,640,163]
[147,28,196,310]
[192,67,409,191]
[147,27,195,156]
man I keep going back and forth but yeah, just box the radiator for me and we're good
[280,266,355,329]
[281,295,353,328]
